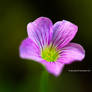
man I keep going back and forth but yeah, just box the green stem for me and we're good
[40,69,48,92]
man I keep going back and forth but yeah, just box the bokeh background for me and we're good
[0,0,92,92]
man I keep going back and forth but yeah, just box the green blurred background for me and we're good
[0,0,92,92]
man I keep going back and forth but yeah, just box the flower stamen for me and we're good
[41,45,59,62]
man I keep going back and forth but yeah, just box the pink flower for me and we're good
[19,17,85,76]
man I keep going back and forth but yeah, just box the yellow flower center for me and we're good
[41,45,59,62]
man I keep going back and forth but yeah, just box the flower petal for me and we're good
[19,38,43,62]
[41,60,64,76]
[27,17,53,49]
[52,20,78,49]
[58,43,85,64]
